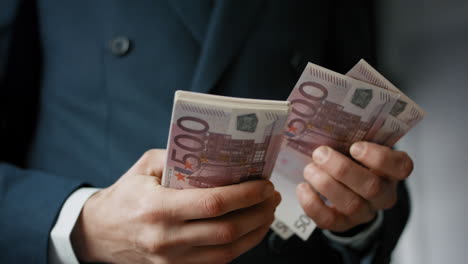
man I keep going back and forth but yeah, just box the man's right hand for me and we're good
[70,149,281,264]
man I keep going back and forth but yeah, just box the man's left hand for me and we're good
[296,142,413,232]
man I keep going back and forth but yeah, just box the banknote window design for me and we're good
[351,88,373,109]
[184,132,272,188]
[390,99,407,117]
[237,114,258,133]
[253,150,265,162]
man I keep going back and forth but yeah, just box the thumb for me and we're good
[126,149,167,177]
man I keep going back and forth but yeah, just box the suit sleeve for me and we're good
[371,182,410,263]
[0,1,86,263]
[321,182,410,264]
[0,164,85,263]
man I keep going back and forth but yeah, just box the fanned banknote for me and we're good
[162,91,290,189]
[347,59,425,128]
[346,59,426,146]
[271,62,401,240]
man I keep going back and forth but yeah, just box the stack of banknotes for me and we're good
[162,60,425,241]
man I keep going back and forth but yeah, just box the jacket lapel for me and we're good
[167,0,213,44]
[190,0,266,93]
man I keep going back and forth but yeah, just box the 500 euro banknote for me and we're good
[162,91,290,189]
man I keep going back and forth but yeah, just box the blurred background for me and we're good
[377,0,468,263]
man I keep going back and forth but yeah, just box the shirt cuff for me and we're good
[322,210,384,251]
[48,187,101,264]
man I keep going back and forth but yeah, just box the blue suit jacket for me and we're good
[0,0,409,263]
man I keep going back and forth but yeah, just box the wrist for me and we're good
[70,189,105,263]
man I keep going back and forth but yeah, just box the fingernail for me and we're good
[350,142,365,158]
[313,147,329,164]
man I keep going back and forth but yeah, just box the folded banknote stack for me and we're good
[162,91,290,189]
[162,59,425,241]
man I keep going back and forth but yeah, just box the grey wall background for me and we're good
[377,1,468,263]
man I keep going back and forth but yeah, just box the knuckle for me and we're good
[143,149,158,160]
[365,176,383,200]
[138,199,171,222]
[373,152,387,170]
[344,197,363,216]
[301,193,318,215]
[148,207,171,222]
[313,172,332,192]
[334,161,352,181]
[304,163,314,177]
[215,222,238,244]
[133,202,153,221]
[304,163,319,183]
[139,235,167,255]
[200,192,226,217]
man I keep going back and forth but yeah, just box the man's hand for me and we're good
[71,149,281,264]
[296,142,413,232]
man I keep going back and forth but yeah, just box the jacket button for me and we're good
[109,36,131,57]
